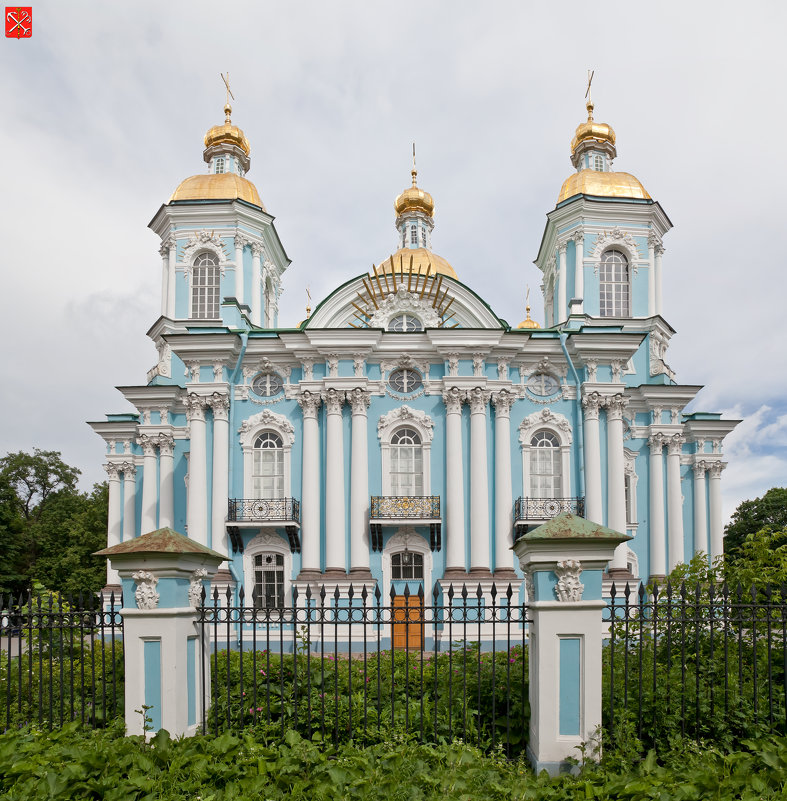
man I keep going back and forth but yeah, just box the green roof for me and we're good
[521,513,631,544]
[94,528,225,560]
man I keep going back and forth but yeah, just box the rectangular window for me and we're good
[191,264,220,319]
[252,450,284,499]
[410,225,417,245]
[254,554,284,608]
[391,446,423,495]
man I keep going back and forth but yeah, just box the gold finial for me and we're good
[221,72,235,123]
[584,69,595,120]
[517,284,541,329]
[411,142,417,186]
[305,286,312,318]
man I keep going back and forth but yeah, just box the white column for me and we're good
[349,388,371,575]
[666,434,686,571]
[573,231,584,314]
[159,239,170,318]
[323,389,346,573]
[138,434,158,535]
[122,462,137,542]
[158,434,175,529]
[105,463,122,585]
[492,390,515,575]
[708,462,725,561]
[186,394,209,546]
[692,460,708,557]
[210,393,230,557]
[654,244,664,317]
[251,243,262,327]
[581,391,603,525]
[233,233,247,306]
[557,242,567,325]
[298,392,322,575]
[165,236,176,320]
[443,388,466,573]
[606,394,629,570]
[648,433,666,579]
[647,233,657,317]
[468,387,491,573]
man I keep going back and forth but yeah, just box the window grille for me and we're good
[254,552,284,608]
[252,431,284,499]
[391,551,424,580]
[388,314,423,332]
[599,249,631,317]
[390,427,423,495]
[529,430,562,498]
[191,253,220,319]
[215,157,225,174]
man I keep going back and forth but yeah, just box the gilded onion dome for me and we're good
[516,304,541,330]
[395,168,435,217]
[169,102,265,210]
[558,100,649,205]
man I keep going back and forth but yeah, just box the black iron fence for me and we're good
[197,582,529,755]
[604,581,787,751]
[370,496,441,519]
[514,497,585,527]
[0,591,124,732]
[228,498,300,523]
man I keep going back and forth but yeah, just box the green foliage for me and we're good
[724,486,787,557]
[2,724,787,800]
[207,643,529,755]
[0,450,108,596]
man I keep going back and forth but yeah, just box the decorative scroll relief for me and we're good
[591,227,644,262]
[132,571,159,610]
[189,568,208,607]
[242,357,292,385]
[368,285,441,329]
[519,356,567,381]
[518,408,573,445]
[554,560,584,602]
[238,409,295,446]
[524,570,535,603]
[181,232,228,282]
[380,353,430,383]
[377,405,435,442]
[649,330,675,380]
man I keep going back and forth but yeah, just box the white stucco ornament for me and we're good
[554,560,584,602]
[188,568,208,607]
[369,285,441,329]
[132,570,159,610]
[377,405,435,441]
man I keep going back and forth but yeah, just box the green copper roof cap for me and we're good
[520,513,631,544]
[94,528,225,560]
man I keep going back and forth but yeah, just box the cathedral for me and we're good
[90,96,738,609]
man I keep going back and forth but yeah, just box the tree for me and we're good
[0,450,107,597]
[723,486,787,556]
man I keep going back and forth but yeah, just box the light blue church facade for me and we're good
[90,98,739,609]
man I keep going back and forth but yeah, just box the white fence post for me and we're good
[96,528,224,737]
[513,512,630,775]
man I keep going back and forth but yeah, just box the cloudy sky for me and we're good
[1,1,784,521]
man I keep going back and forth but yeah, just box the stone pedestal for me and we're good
[513,512,630,775]
[95,528,224,738]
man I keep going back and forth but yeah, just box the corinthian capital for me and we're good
[157,433,175,456]
[605,393,629,420]
[573,230,585,245]
[647,432,664,453]
[491,389,515,417]
[581,391,604,420]
[103,462,121,480]
[120,461,137,477]
[234,231,250,250]
[708,461,726,479]
[158,234,176,256]
[297,390,321,419]
[692,460,708,478]
[136,434,157,457]
[251,242,264,258]
[667,434,686,456]
[185,393,207,422]
[208,392,230,420]
[468,387,491,414]
[348,387,371,414]
[321,387,345,415]
[442,386,465,414]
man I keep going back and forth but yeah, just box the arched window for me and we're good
[191,253,220,319]
[391,551,424,580]
[388,314,423,333]
[252,431,284,499]
[529,430,562,498]
[390,427,423,495]
[254,552,284,609]
[599,249,630,317]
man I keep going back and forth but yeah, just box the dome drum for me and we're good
[204,141,250,173]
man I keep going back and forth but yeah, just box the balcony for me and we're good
[514,497,585,539]
[227,498,300,554]
[369,496,441,552]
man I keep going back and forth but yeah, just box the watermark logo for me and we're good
[6,7,31,38]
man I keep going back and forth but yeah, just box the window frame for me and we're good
[389,427,424,496]
[388,367,423,394]
[190,251,221,320]
[243,532,292,614]
[251,431,285,500]
[378,407,434,496]
[599,248,631,317]
[518,410,573,500]
[239,410,295,500]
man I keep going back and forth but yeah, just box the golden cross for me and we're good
[220,72,235,105]
[526,285,530,305]
[585,69,594,103]
[412,142,416,171]
[306,286,312,317]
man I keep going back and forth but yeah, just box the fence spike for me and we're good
[225,586,232,605]
[361,585,368,602]
[735,582,742,601]
[320,585,326,603]
[708,582,715,603]
[506,583,513,601]
[722,581,729,599]
[390,584,397,602]
[447,583,455,601]
[238,586,245,603]
[292,585,299,605]
[695,583,701,601]
[461,584,468,601]
[665,579,672,599]
[476,583,483,599]
[417,584,424,601]
[333,585,340,601]
[200,585,206,603]
[638,583,645,602]
[680,582,687,600]
[212,587,220,603]
[374,584,381,603]
[433,582,440,603]
[610,582,617,599]
[305,584,313,600]
[624,582,631,601]
[490,582,497,599]
[347,584,354,600]
[751,584,758,602]
[404,584,411,598]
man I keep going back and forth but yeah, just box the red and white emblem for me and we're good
[5,7,32,38]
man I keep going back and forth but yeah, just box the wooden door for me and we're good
[392,595,423,650]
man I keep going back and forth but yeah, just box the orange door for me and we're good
[392,595,423,650]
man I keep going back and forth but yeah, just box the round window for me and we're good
[251,373,284,397]
[527,373,560,397]
[388,368,423,394]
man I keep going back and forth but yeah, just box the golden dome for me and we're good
[204,103,251,155]
[395,169,434,217]
[517,305,541,330]
[570,101,616,153]
[170,173,265,210]
[557,169,650,204]
[378,248,457,279]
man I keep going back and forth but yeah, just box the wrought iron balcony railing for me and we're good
[370,495,441,520]
[228,498,300,524]
[514,497,585,522]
